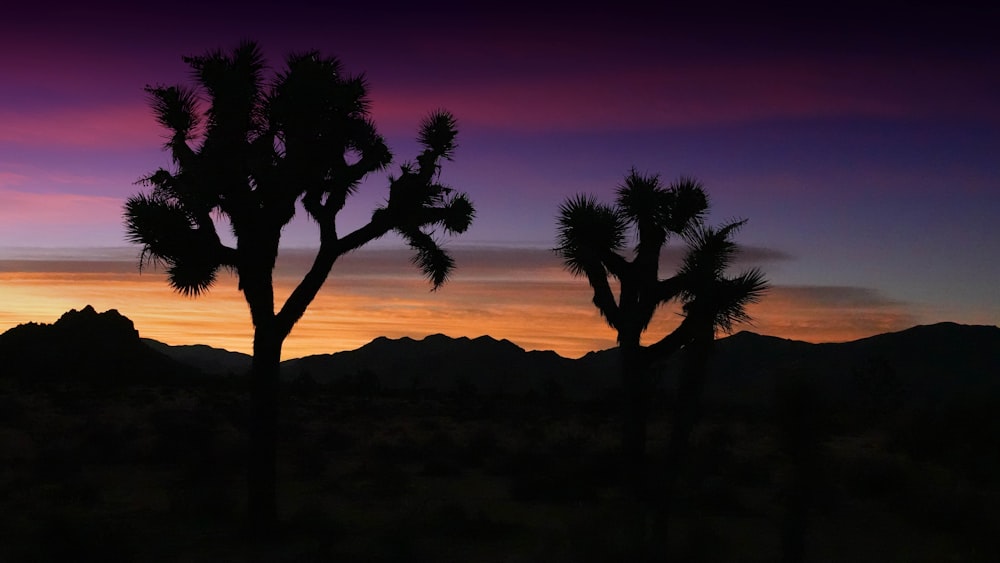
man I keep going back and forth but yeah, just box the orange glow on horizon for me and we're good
[0,261,929,361]
[0,269,622,359]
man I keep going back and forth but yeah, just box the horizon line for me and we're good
[17,305,993,362]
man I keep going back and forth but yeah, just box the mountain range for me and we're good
[1,306,997,406]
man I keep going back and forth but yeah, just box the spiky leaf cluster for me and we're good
[679,221,769,333]
[124,41,475,302]
[382,112,475,288]
[556,170,767,349]
[556,194,627,277]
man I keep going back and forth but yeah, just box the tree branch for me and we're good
[601,250,631,279]
[655,275,686,304]
[275,213,392,336]
[274,240,338,337]
[584,265,620,329]
[642,313,699,364]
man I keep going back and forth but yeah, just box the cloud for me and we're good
[275,243,791,281]
[0,259,138,274]
[0,172,30,189]
[0,165,105,189]
[651,245,793,271]
[767,285,907,309]
[280,245,568,281]
[0,247,928,359]
[0,189,123,225]
[0,105,159,148]
[738,246,795,264]
[368,55,998,134]
[743,285,920,343]
[4,2,996,153]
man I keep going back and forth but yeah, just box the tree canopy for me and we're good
[556,169,766,356]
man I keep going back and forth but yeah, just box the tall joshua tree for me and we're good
[556,170,766,494]
[124,41,474,534]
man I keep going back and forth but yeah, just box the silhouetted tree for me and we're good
[555,170,766,556]
[124,41,474,535]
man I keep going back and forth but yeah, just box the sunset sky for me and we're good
[1,2,998,359]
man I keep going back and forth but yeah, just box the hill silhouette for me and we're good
[2,307,997,406]
[283,333,613,398]
[697,323,1000,408]
[2,307,997,561]
[0,305,192,385]
[142,339,252,376]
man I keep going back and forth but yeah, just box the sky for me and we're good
[1,1,998,359]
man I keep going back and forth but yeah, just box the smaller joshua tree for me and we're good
[556,170,767,494]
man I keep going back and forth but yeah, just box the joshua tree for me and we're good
[555,170,767,542]
[124,41,474,534]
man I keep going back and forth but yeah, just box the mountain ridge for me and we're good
[2,307,997,405]
[0,305,191,384]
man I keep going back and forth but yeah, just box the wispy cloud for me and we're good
[0,172,29,189]
[369,55,998,133]
[276,243,792,282]
[0,189,123,225]
[0,246,929,359]
[0,105,158,148]
[745,285,920,343]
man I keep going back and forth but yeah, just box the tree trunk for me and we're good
[620,342,649,496]
[661,320,714,552]
[247,324,282,537]
[619,340,651,560]
[665,323,712,473]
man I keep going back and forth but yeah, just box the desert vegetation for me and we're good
[0,326,997,562]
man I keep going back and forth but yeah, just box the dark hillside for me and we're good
[142,339,252,376]
[0,309,998,561]
[670,323,1000,412]
[839,322,1000,391]
[0,305,194,385]
[283,333,610,399]
[4,308,997,409]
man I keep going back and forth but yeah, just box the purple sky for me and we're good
[1,1,997,351]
